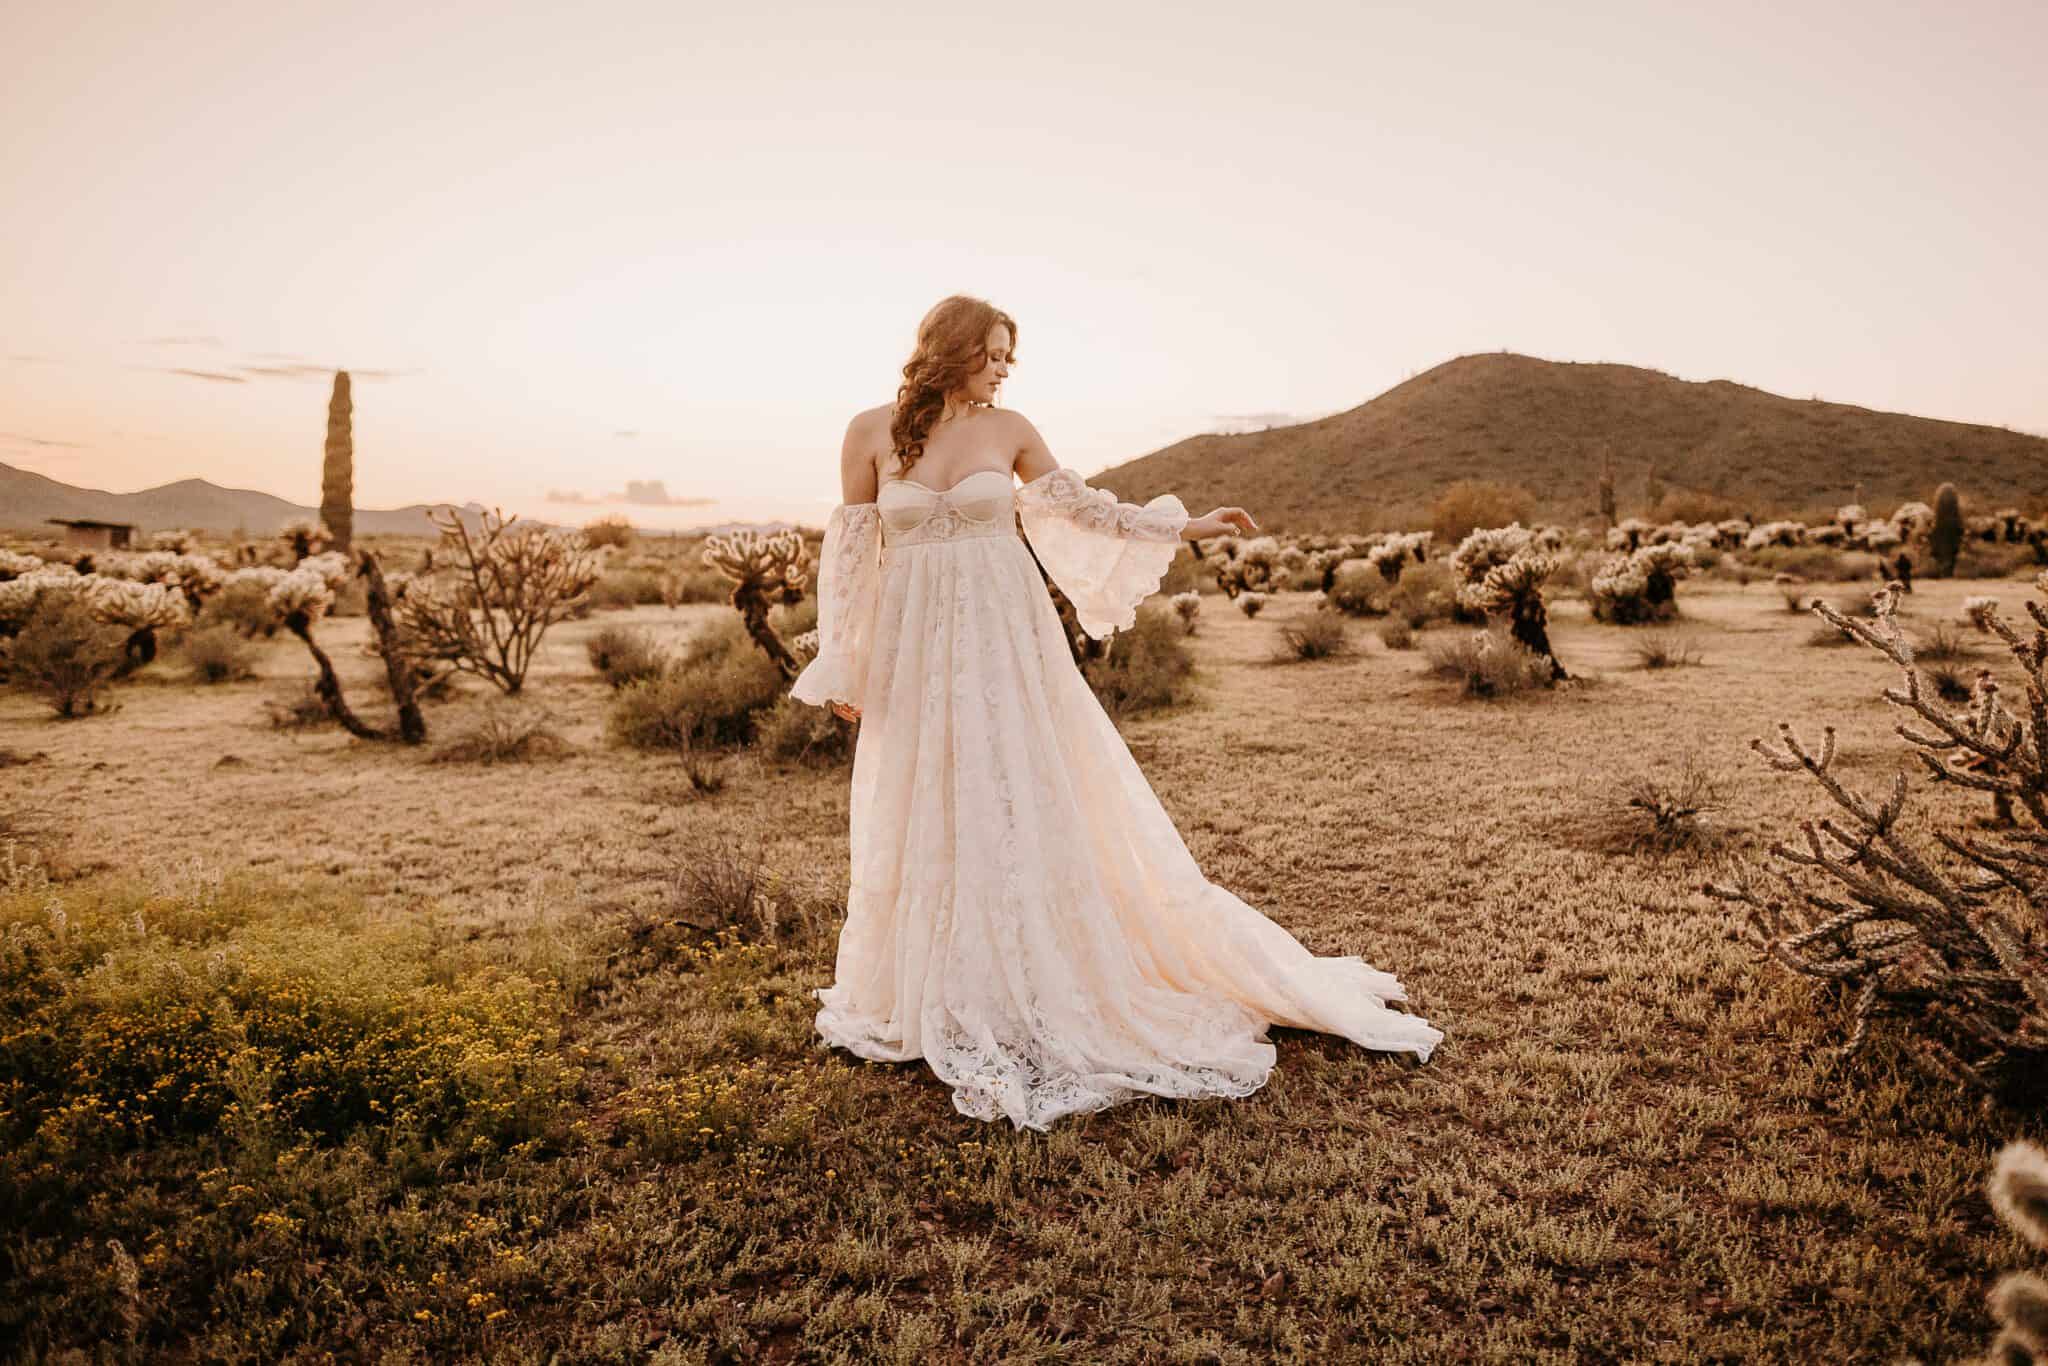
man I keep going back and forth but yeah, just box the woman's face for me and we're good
[959,322,1011,404]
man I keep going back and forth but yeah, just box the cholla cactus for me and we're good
[1450,524,1566,680]
[396,507,599,694]
[83,576,191,672]
[791,627,820,663]
[1239,590,1267,618]
[1864,522,1902,551]
[1745,520,1804,550]
[267,565,337,630]
[1367,532,1430,584]
[146,528,196,553]
[277,517,332,562]
[1610,518,1649,552]
[1170,590,1201,633]
[1593,543,1694,624]
[0,568,85,632]
[1965,596,2001,631]
[702,527,811,680]
[1835,503,1867,531]
[1706,578,2048,1092]
[0,549,48,582]
[1891,501,1935,540]
[1979,1141,2048,1365]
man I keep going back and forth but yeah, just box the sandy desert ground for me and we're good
[4,570,2044,1362]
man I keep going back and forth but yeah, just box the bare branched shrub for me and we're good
[1608,757,1724,856]
[1705,577,2048,1095]
[654,836,821,947]
[1274,610,1349,661]
[1169,591,1201,634]
[397,507,600,694]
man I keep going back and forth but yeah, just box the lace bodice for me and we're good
[789,465,1193,713]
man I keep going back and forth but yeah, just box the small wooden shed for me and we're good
[47,518,137,550]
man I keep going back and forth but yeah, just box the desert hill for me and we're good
[1089,353,2048,533]
[0,461,485,538]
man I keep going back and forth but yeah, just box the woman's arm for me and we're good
[1003,409,1257,539]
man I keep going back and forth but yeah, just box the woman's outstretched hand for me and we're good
[1188,506,1258,538]
[830,701,861,723]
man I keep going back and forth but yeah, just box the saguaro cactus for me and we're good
[322,370,354,553]
[1930,482,1963,577]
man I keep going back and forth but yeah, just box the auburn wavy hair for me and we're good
[889,294,1018,474]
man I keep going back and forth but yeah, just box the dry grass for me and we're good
[3,581,2044,1360]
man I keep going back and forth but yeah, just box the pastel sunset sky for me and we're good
[4,0,2043,528]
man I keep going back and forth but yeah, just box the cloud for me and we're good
[163,367,248,384]
[237,361,419,382]
[0,431,86,448]
[615,430,639,438]
[138,335,225,347]
[546,479,714,508]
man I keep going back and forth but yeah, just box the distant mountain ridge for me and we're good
[1088,353,2048,533]
[0,462,490,537]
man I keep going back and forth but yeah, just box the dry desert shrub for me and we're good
[263,681,335,731]
[1378,616,1416,650]
[1429,478,1535,547]
[752,693,854,766]
[1603,756,1725,856]
[1169,590,1201,634]
[1324,559,1387,617]
[581,515,635,549]
[1274,609,1350,661]
[1915,623,1975,662]
[1081,605,1197,719]
[177,623,260,684]
[1424,625,1554,699]
[430,705,572,765]
[585,569,669,611]
[638,837,825,953]
[2,592,127,718]
[607,615,784,753]
[586,624,666,690]
[1632,631,1703,670]
[1386,558,1461,628]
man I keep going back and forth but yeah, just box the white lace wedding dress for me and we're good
[790,465,1444,1131]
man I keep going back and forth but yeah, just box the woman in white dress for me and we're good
[790,294,1444,1131]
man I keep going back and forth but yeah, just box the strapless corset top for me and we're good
[878,468,1019,549]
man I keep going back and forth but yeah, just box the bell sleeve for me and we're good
[1015,467,1190,640]
[790,501,882,711]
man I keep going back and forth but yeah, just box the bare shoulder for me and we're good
[992,408,1057,480]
